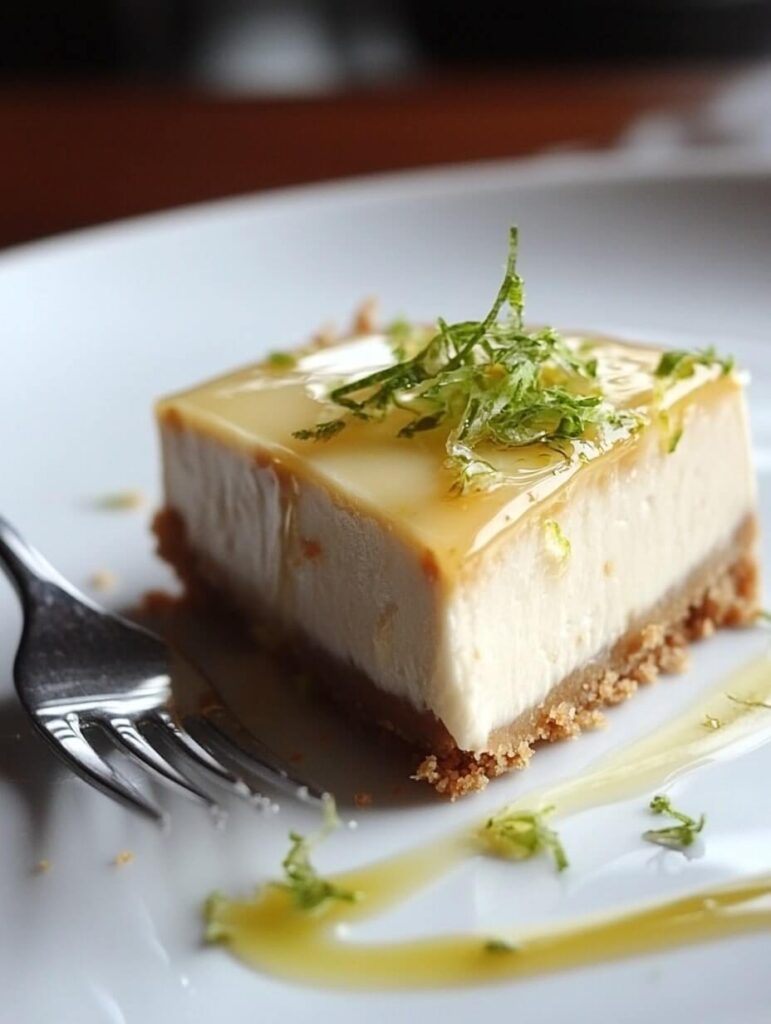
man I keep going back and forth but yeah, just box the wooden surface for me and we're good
[0,68,732,250]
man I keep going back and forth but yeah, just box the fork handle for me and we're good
[0,515,65,600]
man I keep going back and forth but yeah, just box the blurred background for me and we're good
[1,0,770,247]
[5,1,771,87]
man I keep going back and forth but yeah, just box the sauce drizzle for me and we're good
[207,651,771,989]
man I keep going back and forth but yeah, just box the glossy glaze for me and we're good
[157,332,735,574]
[207,651,771,989]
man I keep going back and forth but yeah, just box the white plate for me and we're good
[2,149,771,1024]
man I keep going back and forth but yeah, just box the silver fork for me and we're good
[0,515,323,824]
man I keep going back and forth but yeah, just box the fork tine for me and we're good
[145,708,253,796]
[101,715,220,812]
[39,714,165,824]
[185,704,325,803]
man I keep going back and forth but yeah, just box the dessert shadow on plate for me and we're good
[130,600,438,813]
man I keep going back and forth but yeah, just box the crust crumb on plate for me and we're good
[88,568,117,592]
[95,489,147,511]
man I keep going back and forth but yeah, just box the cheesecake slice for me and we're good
[154,234,759,796]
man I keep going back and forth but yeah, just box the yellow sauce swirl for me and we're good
[206,651,771,989]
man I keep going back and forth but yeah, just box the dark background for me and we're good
[0,1,768,249]
[2,1,771,85]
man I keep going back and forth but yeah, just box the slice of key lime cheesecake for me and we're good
[154,230,759,797]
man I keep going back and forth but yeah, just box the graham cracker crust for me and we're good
[153,507,759,799]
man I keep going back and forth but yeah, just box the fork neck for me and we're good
[0,516,64,601]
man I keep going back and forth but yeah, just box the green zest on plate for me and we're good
[266,350,297,369]
[203,796,359,945]
[275,795,360,912]
[483,938,520,954]
[94,489,146,510]
[479,804,569,872]
[643,794,705,851]
[293,228,734,493]
[727,693,771,710]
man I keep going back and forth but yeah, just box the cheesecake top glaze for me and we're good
[156,330,738,580]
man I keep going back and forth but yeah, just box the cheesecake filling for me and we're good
[436,386,755,748]
[159,374,755,753]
